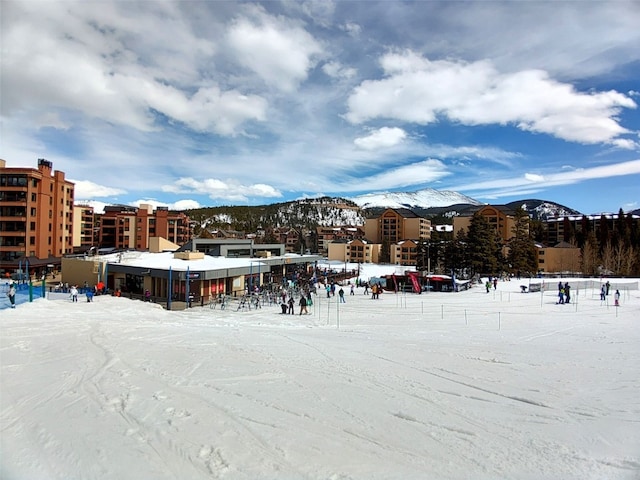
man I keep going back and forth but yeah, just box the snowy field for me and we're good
[1,268,639,480]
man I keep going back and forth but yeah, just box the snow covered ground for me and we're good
[2,266,639,480]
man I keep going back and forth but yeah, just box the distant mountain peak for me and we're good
[505,199,581,220]
[350,188,482,210]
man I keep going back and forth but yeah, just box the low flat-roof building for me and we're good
[61,250,322,309]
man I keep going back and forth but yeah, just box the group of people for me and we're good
[600,281,621,306]
[485,277,499,293]
[280,290,313,315]
[557,281,572,304]
[69,284,94,303]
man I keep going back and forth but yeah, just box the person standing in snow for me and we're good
[350,283,355,295]
[564,283,571,304]
[86,288,94,302]
[338,287,346,303]
[614,289,620,307]
[70,285,78,302]
[7,283,16,308]
[287,296,295,314]
[600,285,606,301]
[557,286,564,304]
[299,295,308,315]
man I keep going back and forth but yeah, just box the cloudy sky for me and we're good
[2,0,639,214]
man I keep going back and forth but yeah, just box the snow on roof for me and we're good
[106,251,268,272]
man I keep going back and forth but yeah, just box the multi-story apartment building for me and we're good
[97,204,191,250]
[316,225,365,255]
[392,239,420,266]
[0,158,74,274]
[364,208,431,244]
[328,238,381,264]
[544,213,640,245]
[452,205,519,245]
[72,205,96,251]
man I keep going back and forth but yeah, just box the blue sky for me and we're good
[2,0,639,214]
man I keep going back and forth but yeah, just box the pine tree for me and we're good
[465,213,498,277]
[507,207,538,277]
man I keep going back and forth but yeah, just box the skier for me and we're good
[564,283,571,304]
[338,287,346,303]
[614,289,620,307]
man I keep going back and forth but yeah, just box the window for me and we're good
[30,237,35,245]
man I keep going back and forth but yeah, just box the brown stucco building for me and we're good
[97,204,192,250]
[0,158,74,274]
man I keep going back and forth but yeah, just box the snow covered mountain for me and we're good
[505,199,582,220]
[350,189,482,210]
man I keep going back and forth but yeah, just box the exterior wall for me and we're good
[537,246,581,273]
[72,205,95,249]
[0,158,74,265]
[327,242,348,262]
[347,239,380,263]
[452,205,518,244]
[316,226,364,255]
[61,256,106,287]
[97,204,191,250]
[328,240,381,263]
[365,209,431,244]
[364,219,378,243]
[544,214,640,245]
[391,240,419,266]
[403,218,431,240]
[149,237,180,253]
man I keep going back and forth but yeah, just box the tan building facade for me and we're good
[0,158,74,272]
[72,205,95,250]
[536,242,582,274]
[391,239,420,266]
[327,239,381,264]
[452,205,518,244]
[364,208,431,243]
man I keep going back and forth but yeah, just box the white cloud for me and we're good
[524,173,545,183]
[455,159,640,194]
[340,22,362,37]
[346,51,636,146]
[2,1,266,136]
[354,127,407,150]
[71,180,126,198]
[161,177,282,203]
[335,158,450,192]
[322,61,357,80]
[226,6,323,92]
